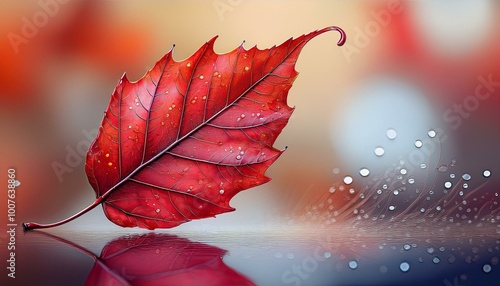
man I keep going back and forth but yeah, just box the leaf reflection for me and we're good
[33,232,255,286]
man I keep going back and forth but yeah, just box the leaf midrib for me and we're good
[101,37,299,203]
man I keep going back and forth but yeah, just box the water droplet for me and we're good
[13,180,21,187]
[359,168,370,177]
[389,205,395,211]
[329,187,336,194]
[427,247,435,254]
[433,257,440,264]
[155,208,160,213]
[420,163,427,169]
[400,168,407,175]
[450,159,457,166]
[414,140,423,148]
[403,244,411,251]
[448,255,456,264]
[399,262,410,272]
[219,189,224,195]
[444,181,452,189]
[483,170,491,178]
[348,260,358,270]
[349,188,355,194]
[483,264,492,273]
[450,173,456,179]
[199,75,204,80]
[236,155,242,160]
[393,190,399,195]
[374,147,385,156]
[408,178,415,184]
[463,183,468,189]
[343,176,353,185]
[462,173,471,181]
[428,129,436,138]
[332,168,340,174]
[380,265,388,273]
[386,128,397,140]
[324,252,332,259]
[437,164,448,172]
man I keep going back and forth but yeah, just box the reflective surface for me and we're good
[3,225,499,286]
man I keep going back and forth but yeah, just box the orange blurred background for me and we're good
[1,0,499,230]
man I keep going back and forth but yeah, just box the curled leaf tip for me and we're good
[330,26,346,46]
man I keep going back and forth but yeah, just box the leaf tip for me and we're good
[316,26,347,46]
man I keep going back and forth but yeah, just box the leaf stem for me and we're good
[23,197,103,231]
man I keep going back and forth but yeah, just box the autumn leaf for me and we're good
[29,231,255,285]
[85,234,255,286]
[24,26,345,230]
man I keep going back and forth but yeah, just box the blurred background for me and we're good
[1,0,499,231]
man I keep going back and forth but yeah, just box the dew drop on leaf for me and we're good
[444,181,452,189]
[483,170,491,178]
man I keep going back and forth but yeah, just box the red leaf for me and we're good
[23,26,345,230]
[85,234,255,286]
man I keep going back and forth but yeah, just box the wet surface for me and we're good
[3,224,499,286]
